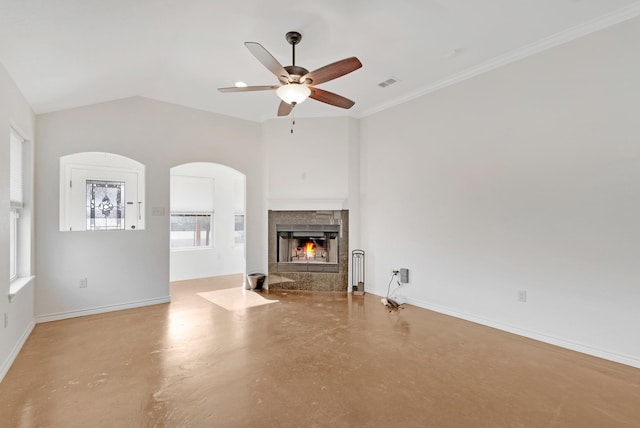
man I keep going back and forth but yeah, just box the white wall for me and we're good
[0,63,35,381]
[170,162,246,281]
[35,97,264,321]
[263,117,355,208]
[360,17,640,367]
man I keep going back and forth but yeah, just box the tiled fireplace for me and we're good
[268,210,348,291]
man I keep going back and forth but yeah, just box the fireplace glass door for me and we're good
[276,224,339,272]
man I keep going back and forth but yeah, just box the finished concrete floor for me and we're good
[2,274,639,427]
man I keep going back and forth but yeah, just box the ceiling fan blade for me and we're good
[302,57,362,85]
[218,85,279,93]
[277,101,293,117]
[245,42,290,83]
[309,88,355,109]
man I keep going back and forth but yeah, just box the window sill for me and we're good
[9,276,35,302]
[170,247,215,252]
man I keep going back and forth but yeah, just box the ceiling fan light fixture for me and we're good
[219,32,361,117]
[276,83,311,105]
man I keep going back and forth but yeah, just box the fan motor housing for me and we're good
[283,65,310,83]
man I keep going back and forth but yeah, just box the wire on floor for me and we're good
[382,272,404,312]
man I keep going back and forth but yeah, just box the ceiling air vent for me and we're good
[378,77,398,88]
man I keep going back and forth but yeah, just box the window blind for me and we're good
[170,175,215,212]
[10,129,24,207]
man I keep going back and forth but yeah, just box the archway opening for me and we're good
[169,162,246,282]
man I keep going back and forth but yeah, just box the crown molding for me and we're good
[359,2,640,119]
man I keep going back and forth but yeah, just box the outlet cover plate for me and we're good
[400,268,409,283]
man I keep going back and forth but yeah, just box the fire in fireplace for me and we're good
[276,224,339,273]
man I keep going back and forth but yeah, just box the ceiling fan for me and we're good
[218,31,362,117]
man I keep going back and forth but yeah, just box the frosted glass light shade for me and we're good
[276,83,311,105]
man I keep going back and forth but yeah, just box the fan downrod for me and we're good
[286,31,302,67]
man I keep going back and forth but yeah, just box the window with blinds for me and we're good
[9,129,24,280]
[170,175,215,249]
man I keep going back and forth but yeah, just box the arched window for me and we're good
[60,152,145,231]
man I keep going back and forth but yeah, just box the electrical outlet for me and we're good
[79,278,88,288]
[392,269,400,275]
[517,290,527,302]
[400,268,410,284]
[4,313,8,328]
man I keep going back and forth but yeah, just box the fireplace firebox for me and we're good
[276,224,339,273]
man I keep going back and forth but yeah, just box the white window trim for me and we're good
[9,276,35,302]
[9,124,34,299]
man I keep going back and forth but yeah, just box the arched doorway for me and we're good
[169,162,246,282]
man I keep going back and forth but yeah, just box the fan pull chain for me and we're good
[290,105,296,134]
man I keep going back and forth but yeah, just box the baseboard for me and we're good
[36,296,172,324]
[0,319,35,383]
[368,288,640,369]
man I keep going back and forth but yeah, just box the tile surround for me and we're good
[267,210,348,292]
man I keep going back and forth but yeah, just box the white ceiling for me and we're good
[1,0,639,122]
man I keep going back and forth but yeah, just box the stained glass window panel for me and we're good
[86,180,125,230]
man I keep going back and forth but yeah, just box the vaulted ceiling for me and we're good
[1,0,639,122]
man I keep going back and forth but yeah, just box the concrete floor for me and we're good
[2,274,639,427]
